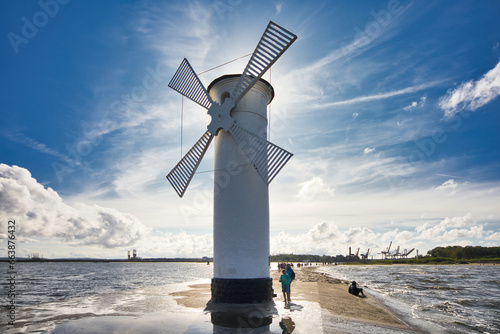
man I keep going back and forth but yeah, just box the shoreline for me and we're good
[2,264,494,333]
[172,266,417,333]
[285,267,409,330]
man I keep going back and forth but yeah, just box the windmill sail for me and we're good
[231,21,297,104]
[229,123,293,185]
[166,130,214,197]
[168,58,213,109]
[166,21,296,197]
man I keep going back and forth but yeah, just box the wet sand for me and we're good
[2,267,420,333]
[172,267,416,333]
[288,268,406,328]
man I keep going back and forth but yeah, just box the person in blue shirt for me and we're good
[279,269,291,304]
[286,264,295,301]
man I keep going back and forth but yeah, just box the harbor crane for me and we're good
[381,241,392,259]
[361,248,370,260]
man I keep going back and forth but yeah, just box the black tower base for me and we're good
[211,277,273,303]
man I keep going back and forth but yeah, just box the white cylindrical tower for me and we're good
[208,75,274,303]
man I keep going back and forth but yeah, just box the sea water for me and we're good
[1,262,498,333]
[3,262,214,307]
[320,264,500,333]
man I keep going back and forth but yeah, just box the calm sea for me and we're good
[320,264,500,334]
[1,262,498,333]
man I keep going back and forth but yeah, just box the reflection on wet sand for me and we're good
[279,316,295,333]
[1,267,418,333]
[206,300,276,332]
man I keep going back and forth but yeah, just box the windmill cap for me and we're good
[207,74,275,104]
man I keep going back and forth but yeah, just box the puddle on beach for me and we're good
[17,303,317,334]
[46,300,321,333]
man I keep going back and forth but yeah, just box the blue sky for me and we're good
[1,0,499,259]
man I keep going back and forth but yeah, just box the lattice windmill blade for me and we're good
[168,58,213,109]
[229,123,293,185]
[166,130,214,197]
[231,21,297,104]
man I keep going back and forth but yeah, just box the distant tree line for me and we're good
[426,245,500,259]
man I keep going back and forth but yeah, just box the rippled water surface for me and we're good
[320,264,500,333]
[3,262,499,333]
[4,261,213,307]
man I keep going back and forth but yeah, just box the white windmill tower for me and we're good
[167,21,297,303]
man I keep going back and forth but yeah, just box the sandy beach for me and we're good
[2,265,426,333]
[172,266,418,333]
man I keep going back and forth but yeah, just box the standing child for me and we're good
[279,269,291,304]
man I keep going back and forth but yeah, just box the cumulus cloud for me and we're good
[271,215,494,257]
[0,164,149,248]
[415,214,483,242]
[296,177,335,201]
[439,60,500,117]
[486,232,500,240]
[2,164,495,257]
[272,221,387,256]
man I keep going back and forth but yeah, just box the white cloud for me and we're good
[439,60,500,117]
[403,95,427,111]
[363,147,376,155]
[135,231,212,258]
[486,232,500,240]
[296,177,335,201]
[435,179,458,194]
[270,215,494,257]
[313,82,439,109]
[275,3,283,14]
[271,221,413,257]
[1,130,76,165]
[0,164,150,248]
[415,214,483,242]
[3,163,498,258]
[404,101,418,111]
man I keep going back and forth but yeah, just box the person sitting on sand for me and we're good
[348,281,365,297]
[279,269,292,304]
